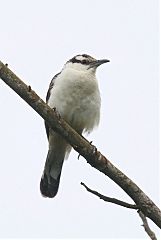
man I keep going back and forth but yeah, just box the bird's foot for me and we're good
[53,107,61,120]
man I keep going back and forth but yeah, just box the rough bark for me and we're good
[0,61,160,228]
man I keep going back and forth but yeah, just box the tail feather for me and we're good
[40,172,61,198]
[40,133,68,198]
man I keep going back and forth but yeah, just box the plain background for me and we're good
[0,0,160,239]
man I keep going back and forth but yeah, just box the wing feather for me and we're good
[45,72,60,139]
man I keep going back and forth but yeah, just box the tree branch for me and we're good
[0,61,160,228]
[81,182,157,239]
[138,211,157,240]
[81,182,138,209]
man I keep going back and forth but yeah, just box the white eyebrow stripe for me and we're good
[75,56,85,61]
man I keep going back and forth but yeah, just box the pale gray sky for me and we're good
[0,0,160,239]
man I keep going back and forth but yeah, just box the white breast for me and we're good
[48,68,101,133]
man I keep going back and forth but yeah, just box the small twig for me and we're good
[81,182,157,239]
[81,182,138,209]
[138,211,157,240]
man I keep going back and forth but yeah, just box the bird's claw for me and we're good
[92,145,97,155]
[53,107,61,120]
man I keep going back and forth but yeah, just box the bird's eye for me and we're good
[82,59,88,64]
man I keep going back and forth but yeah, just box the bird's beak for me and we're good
[88,59,110,69]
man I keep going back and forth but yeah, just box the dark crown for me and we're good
[68,54,96,65]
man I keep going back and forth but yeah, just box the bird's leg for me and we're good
[92,145,97,155]
[89,140,97,154]
[77,140,96,160]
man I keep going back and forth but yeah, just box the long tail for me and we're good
[40,133,68,198]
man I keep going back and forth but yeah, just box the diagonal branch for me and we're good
[0,61,160,228]
[81,182,138,209]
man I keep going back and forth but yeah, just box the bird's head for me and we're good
[64,54,110,73]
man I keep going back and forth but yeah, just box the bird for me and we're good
[40,54,109,198]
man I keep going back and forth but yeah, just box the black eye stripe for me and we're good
[82,59,88,64]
